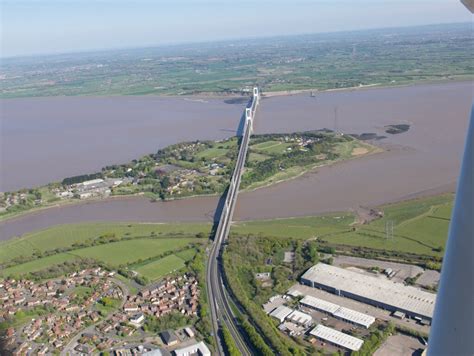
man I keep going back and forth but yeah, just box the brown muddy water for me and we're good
[1,82,473,240]
[1,96,246,192]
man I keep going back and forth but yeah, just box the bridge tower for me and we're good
[253,87,259,103]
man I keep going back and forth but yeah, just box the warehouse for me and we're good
[269,305,293,323]
[286,310,313,327]
[301,263,436,321]
[300,295,375,328]
[310,324,364,352]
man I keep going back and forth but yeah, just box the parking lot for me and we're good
[332,255,424,284]
[374,334,426,356]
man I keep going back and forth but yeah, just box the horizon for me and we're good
[2,0,472,58]
[1,21,471,61]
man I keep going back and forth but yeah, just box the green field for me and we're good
[0,222,211,278]
[1,253,79,277]
[2,23,471,98]
[0,222,212,265]
[248,152,271,163]
[70,238,200,266]
[0,194,454,279]
[232,214,354,239]
[232,194,453,256]
[134,254,188,281]
[175,248,198,261]
[251,141,294,155]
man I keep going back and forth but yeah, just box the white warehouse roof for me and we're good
[174,341,211,356]
[333,307,375,329]
[287,310,313,326]
[301,263,436,319]
[310,324,364,351]
[269,305,293,322]
[301,295,375,328]
[301,295,340,314]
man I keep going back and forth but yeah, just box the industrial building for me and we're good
[301,263,436,321]
[310,324,364,352]
[301,295,375,328]
[269,305,293,323]
[173,341,211,356]
[286,309,313,327]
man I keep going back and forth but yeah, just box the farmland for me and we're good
[1,23,472,98]
[70,238,200,266]
[0,222,211,279]
[0,193,454,279]
[0,222,212,264]
[232,194,453,256]
[134,253,194,281]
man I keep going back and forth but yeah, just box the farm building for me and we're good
[301,263,436,321]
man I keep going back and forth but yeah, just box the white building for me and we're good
[301,295,375,328]
[269,305,293,323]
[129,313,145,327]
[310,324,364,352]
[174,341,211,356]
[286,310,313,327]
[301,263,436,321]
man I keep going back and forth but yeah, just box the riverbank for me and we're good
[260,77,473,98]
[1,81,470,240]
[1,131,371,223]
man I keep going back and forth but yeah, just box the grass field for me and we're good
[232,214,354,238]
[232,194,453,256]
[134,254,188,281]
[0,222,212,264]
[0,222,210,279]
[248,152,271,163]
[70,238,201,266]
[0,194,454,279]
[251,141,293,155]
[1,253,79,277]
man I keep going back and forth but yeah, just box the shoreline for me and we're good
[2,78,471,101]
[0,138,379,224]
[0,185,455,244]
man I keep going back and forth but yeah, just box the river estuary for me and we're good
[1,81,472,239]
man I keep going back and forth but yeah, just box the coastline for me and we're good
[0,138,379,224]
[1,77,472,101]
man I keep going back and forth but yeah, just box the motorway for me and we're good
[206,88,259,355]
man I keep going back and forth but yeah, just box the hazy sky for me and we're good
[1,0,472,57]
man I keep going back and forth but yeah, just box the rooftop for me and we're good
[287,309,313,325]
[310,324,364,351]
[301,295,375,328]
[269,305,293,322]
[173,341,211,356]
[301,263,436,319]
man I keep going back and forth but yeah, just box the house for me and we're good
[129,313,145,327]
[160,330,179,346]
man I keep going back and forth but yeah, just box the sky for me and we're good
[1,0,472,58]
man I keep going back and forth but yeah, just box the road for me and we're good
[206,88,259,355]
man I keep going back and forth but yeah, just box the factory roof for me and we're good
[287,310,313,325]
[310,324,363,351]
[301,263,436,318]
[174,341,211,356]
[300,295,375,328]
[333,307,375,328]
[269,305,293,322]
[301,295,340,314]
